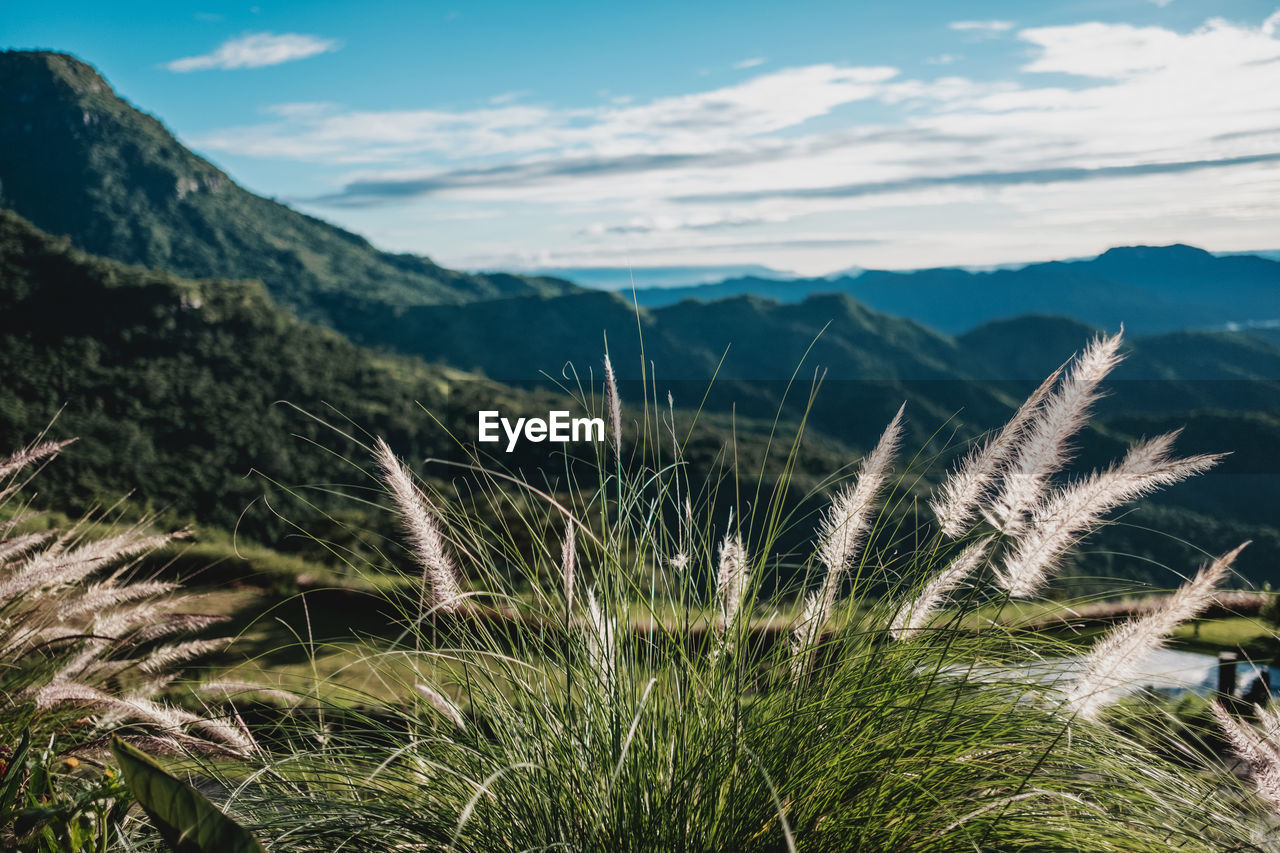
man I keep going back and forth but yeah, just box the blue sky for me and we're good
[8,1,1280,276]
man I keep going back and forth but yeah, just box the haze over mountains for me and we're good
[624,245,1280,336]
[1,49,1278,584]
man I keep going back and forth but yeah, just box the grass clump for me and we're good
[167,332,1280,852]
[0,437,260,849]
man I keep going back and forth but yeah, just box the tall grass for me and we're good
[152,331,1280,852]
[0,436,251,849]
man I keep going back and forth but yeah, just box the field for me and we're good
[8,337,1280,852]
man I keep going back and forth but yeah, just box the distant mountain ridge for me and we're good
[4,204,1277,585]
[516,264,799,291]
[628,244,1280,335]
[0,50,578,328]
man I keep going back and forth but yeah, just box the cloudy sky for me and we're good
[9,1,1280,277]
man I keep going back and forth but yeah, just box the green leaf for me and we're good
[0,729,31,817]
[109,737,266,853]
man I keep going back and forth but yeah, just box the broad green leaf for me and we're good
[110,737,267,853]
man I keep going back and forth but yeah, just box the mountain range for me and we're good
[624,245,1280,336]
[1,49,1277,586]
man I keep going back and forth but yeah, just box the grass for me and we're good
[1173,617,1276,654]
[10,334,1280,851]
[132,336,1275,851]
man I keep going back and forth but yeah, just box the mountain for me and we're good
[3,48,1279,586]
[0,50,578,328]
[0,207,573,543]
[3,205,1278,586]
[630,245,1280,335]
[519,264,798,291]
[295,285,1032,453]
[0,209,864,563]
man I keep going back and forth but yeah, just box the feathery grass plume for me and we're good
[715,532,749,633]
[561,521,576,614]
[415,683,467,731]
[374,437,463,613]
[58,579,182,619]
[0,529,176,601]
[930,366,1063,538]
[584,587,616,690]
[0,529,56,562]
[818,404,904,582]
[789,591,823,681]
[1064,543,1246,719]
[1212,703,1280,812]
[198,681,303,708]
[0,438,244,765]
[33,681,252,754]
[1213,702,1280,812]
[603,353,622,454]
[890,536,993,640]
[989,332,1124,535]
[789,406,904,673]
[808,404,905,627]
[996,432,1222,598]
[0,437,74,480]
[137,638,232,676]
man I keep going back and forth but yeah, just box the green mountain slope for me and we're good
[0,207,570,542]
[2,206,1277,586]
[0,50,577,325]
[0,209,857,566]
[313,286,1022,451]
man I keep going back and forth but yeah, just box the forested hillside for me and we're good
[0,50,578,327]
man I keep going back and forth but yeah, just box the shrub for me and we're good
[188,334,1273,852]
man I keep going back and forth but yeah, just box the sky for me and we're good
[8,1,1280,278]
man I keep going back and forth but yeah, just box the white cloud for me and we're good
[733,57,768,69]
[926,53,962,65]
[196,13,1280,271]
[948,20,1015,33]
[197,64,900,163]
[488,91,529,106]
[166,32,340,72]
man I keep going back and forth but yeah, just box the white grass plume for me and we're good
[0,438,74,480]
[715,532,749,632]
[137,638,231,676]
[584,587,616,690]
[815,404,904,610]
[930,367,1063,538]
[789,592,823,681]
[790,405,905,671]
[374,437,463,613]
[0,529,57,563]
[1065,543,1245,718]
[35,681,251,754]
[996,432,1222,598]
[604,354,622,454]
[1211,702,1280,811]
[890,536,993,639]
[59,580,181,620]
[416,682,467,731]
[989,332,1123,535]
[561,522,576,614]
[0,530,175,601]
[198,681,302,708]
